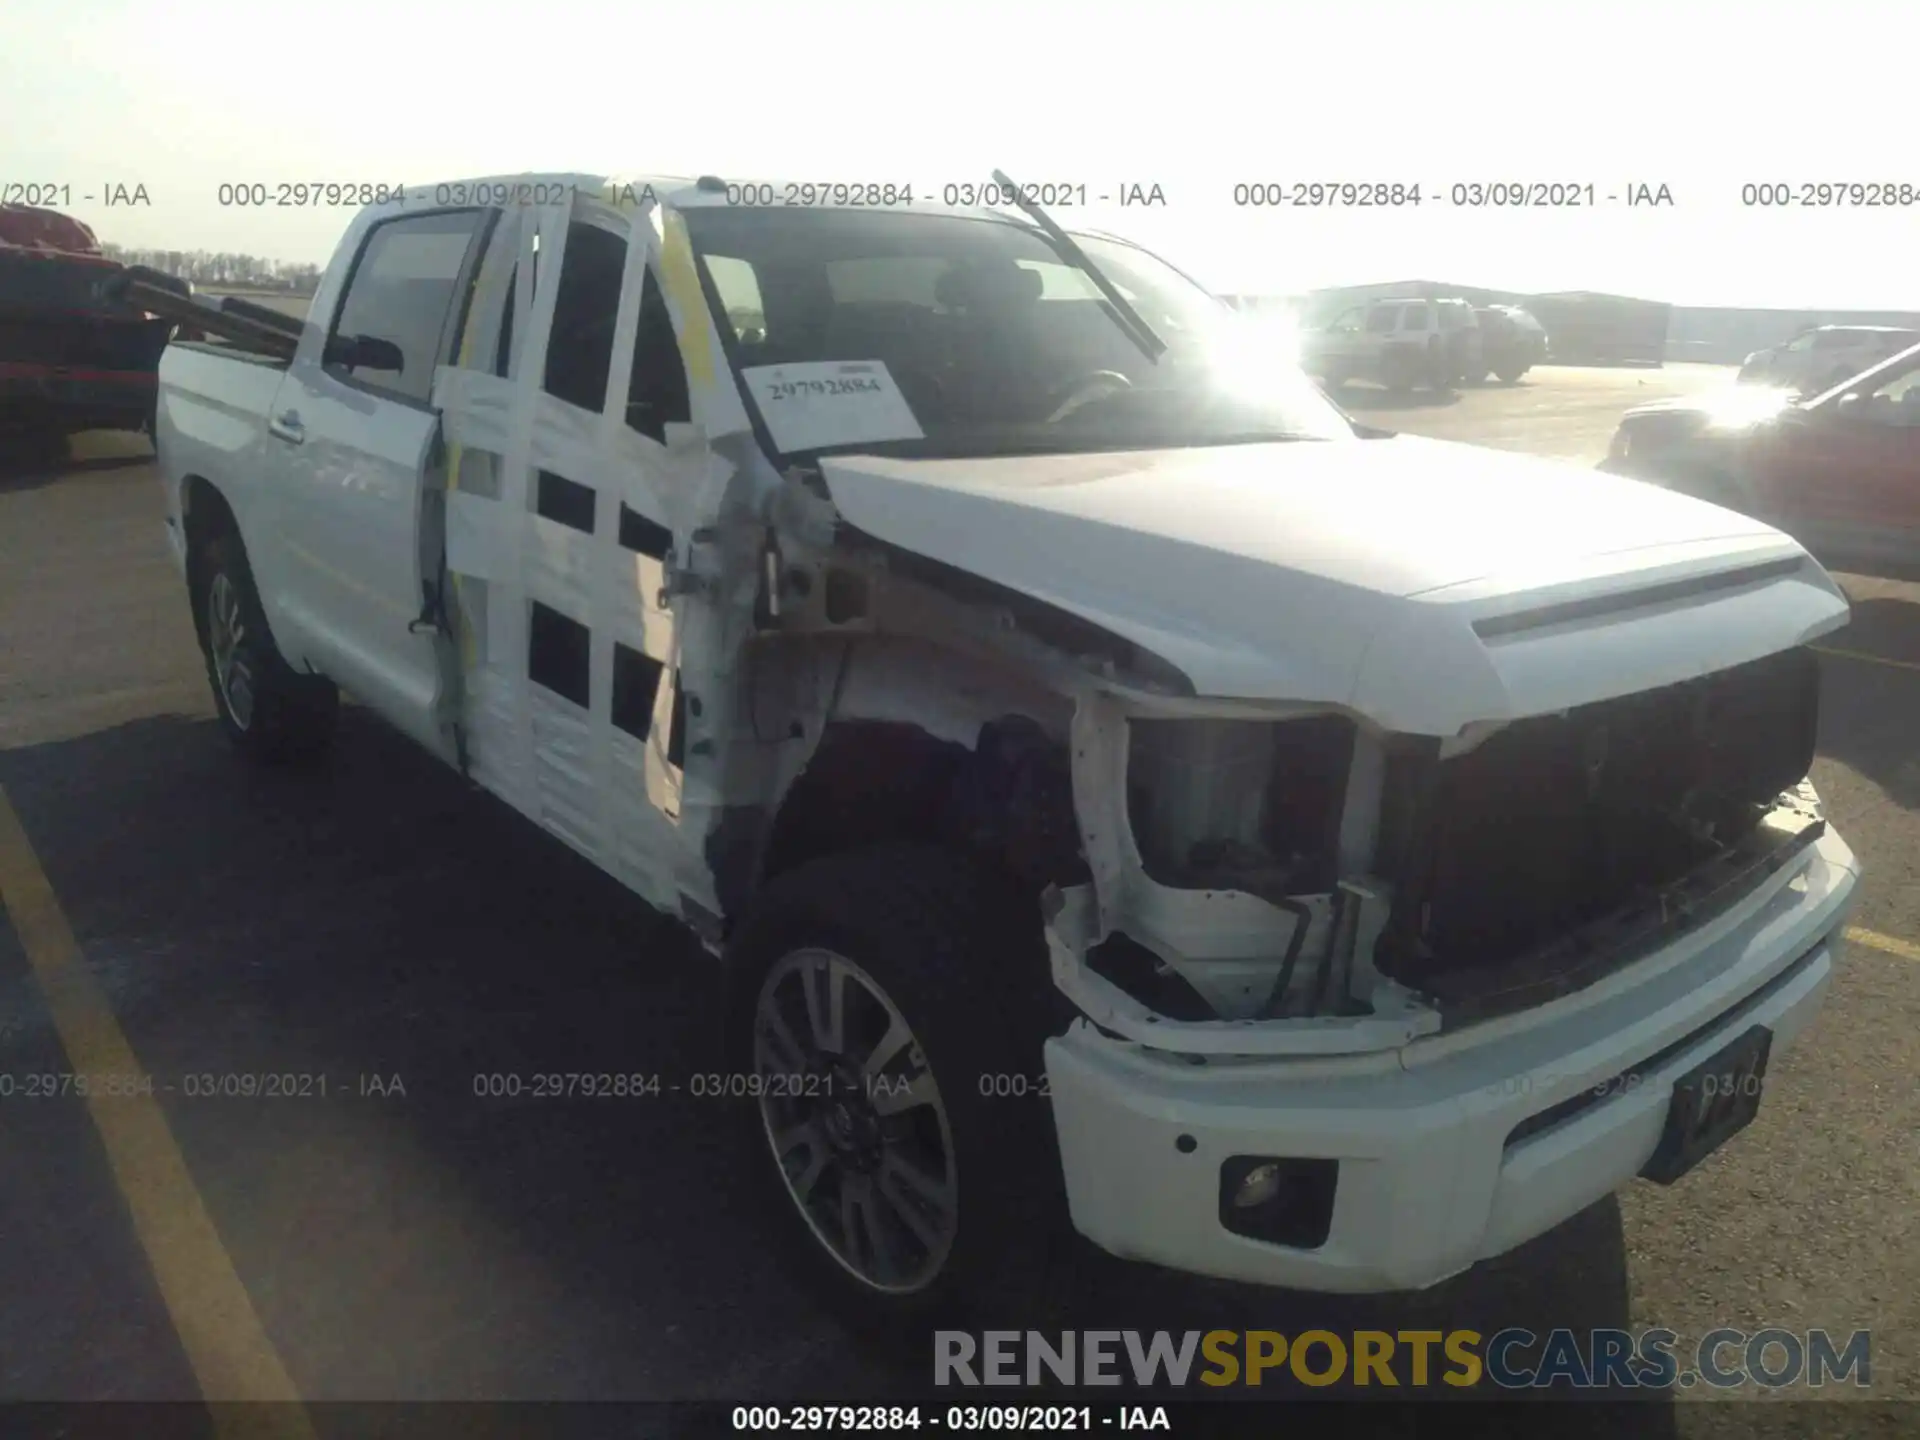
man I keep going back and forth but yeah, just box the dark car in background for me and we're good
[1736,324,1920,395]
[1473,304,1548,382]
[1603,338,1920,574]
[0,203,186,454]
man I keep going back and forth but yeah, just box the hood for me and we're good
[819,437,1849,734]
[1620,395,1721,425]
[1621,387,1802,428]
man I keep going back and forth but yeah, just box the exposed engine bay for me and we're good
[1070,644,1825,1035]
[738,457,1838,1055]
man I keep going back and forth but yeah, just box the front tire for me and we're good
[724,844,1065,1332]
[193,530,338,765]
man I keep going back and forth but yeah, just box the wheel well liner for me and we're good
[740,716,1089,925]
[180,475,238,642]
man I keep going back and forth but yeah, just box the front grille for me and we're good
[1384,646,1820,1000]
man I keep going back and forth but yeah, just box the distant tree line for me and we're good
[97,245,322,294]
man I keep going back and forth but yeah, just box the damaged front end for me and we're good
[1049,690,1439,1058]
[761,441,1847,1069]
[1369,644,1826,1025]
[1046,642,1830,1058]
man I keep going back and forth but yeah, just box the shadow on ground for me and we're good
[0,713,1671,1424]
[1818,596,1920,811]
[0,443,150,489]
[1328,383,1467,413]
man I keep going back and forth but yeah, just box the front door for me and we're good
[428,194,700,913]
[272,206,493,753]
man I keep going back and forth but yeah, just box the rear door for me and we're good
[1394,301,1431,363]
[270,206,493,752]
[427,195,700,912]
[1752,353,1920,565]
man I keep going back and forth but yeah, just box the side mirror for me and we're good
[325,333,404,372]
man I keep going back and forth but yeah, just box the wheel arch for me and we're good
[179,474,240,642]
[706,640,1087,937]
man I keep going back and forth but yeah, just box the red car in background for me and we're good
[0,203,187,453]
[1603,339,1920,576]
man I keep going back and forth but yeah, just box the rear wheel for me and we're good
[1495,364,1527,383]
[724,844,1065,1332]
[193,529,338,765]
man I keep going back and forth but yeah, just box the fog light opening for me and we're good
[1217,1155,1339,1250]
[1232,1161,1284,1209]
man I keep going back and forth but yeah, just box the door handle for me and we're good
[268,410,305,445]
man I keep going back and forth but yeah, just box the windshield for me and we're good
[681,207,1354,459]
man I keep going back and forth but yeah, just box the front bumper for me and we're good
[1044,823,1858,1293]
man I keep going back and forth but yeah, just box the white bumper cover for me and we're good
[1044,825,1858,1293]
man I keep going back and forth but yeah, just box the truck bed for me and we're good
[155,342,291,511]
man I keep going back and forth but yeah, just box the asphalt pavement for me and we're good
[1,367,1916,1434]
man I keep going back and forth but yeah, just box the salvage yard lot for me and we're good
[1,365,1917,1430]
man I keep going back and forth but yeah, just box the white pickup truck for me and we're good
[147,172,1860,1323]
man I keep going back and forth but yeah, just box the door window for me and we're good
[1363,305,1399,334]
[704,254,766,343]
[1851,362,1920,428]
[544,221,627,411]
[625,270,692,445]
[327,209,488,402]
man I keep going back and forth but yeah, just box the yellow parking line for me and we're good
[1812,645,1920,675]
[1845,926,1920,964]
[0,784,314,1437]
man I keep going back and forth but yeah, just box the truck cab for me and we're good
[150,173,1860,1321]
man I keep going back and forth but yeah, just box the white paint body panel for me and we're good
[820,437,1850,733]
[154,346,286,590]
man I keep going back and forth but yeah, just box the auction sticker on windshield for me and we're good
[740,361,925,454]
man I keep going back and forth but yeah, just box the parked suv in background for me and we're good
[1302,297,1478,391]
[1474,304,1548,382]
[1739,325,1920,395]
[1433,298,1482,385]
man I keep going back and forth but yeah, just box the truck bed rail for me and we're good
[105,267,304,361]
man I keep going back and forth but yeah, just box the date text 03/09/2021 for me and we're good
[0,1071,404,1099]
[1227,181,1676,207]
[731,1405,1171,1433]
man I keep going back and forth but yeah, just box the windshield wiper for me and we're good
[991,167,1166,365]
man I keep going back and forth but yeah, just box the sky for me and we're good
[5,0,1916,310]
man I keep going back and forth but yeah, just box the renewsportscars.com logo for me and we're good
[934,1328,1872,1390]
